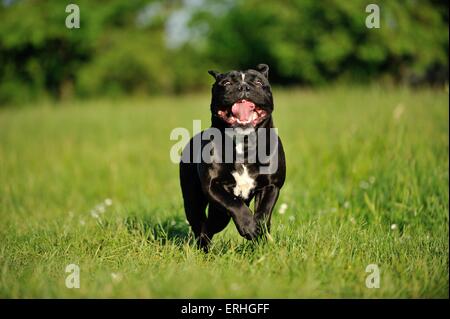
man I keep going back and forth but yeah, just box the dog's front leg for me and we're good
[208,179,259,240]
[254,184,280,234]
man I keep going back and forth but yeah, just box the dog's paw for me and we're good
[236,216,260,240]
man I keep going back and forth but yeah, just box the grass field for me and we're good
[0,86,448,298]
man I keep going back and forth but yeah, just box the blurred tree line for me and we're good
[0,0,448,105]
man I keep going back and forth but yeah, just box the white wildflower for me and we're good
[91,211,99,219]
[359,181,370,189]
[96,204,106,213]
[230,283,240,291]
[278,203,288,214]
[104,198,113,206]
[111,272,123,283]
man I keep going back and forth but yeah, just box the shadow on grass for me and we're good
[208,236,272,257]
[125,214,191,246]
[124,213,272,255]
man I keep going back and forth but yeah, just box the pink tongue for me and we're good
[231,100,255,122]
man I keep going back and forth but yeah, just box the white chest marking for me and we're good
[231,166,255,199]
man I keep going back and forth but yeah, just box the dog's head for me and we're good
[208,64,273,128]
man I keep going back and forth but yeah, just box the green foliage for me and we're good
[0,0,175,103]
[193,0,448,85]
[0,87,448,297]
[0,0,448,104]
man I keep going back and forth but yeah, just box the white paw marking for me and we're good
[231,166,255,199]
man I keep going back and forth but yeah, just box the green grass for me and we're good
[0,86,448,298]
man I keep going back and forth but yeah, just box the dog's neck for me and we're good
[208,116,276,165]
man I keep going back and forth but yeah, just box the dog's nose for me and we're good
[238,83,250,92]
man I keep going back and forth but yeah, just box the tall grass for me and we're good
[0,86,448,298]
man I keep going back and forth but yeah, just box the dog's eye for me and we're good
[255,80,263,86]
[223,81,231,86]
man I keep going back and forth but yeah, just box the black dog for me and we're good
[180,64,286,252]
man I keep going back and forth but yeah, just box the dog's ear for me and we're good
[208,70,221,80]
[256,64,269,79]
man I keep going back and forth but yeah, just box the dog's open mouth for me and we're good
[217,99,268,126]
